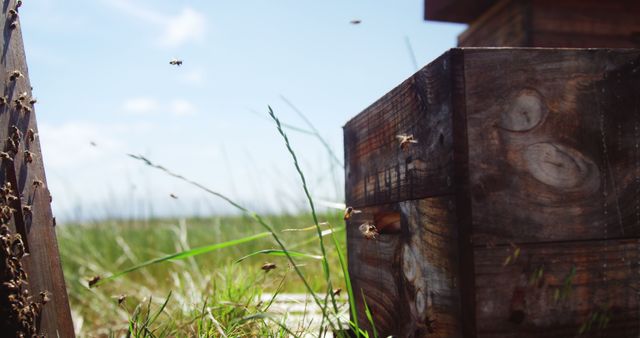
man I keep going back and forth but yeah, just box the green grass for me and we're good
[55,107,370,337]
[58,212,347,336]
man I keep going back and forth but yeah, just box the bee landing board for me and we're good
[0,1,74,337]
[344,48,640,337]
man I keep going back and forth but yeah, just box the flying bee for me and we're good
[169,193,178,199]
[350,19,362,25]
[28,98,36,105]
[396,134,418,150]
[9,70,22,81]
[24,151,33,163]
[343,206,362,220]
[117,294,127,305]
[169,58,183,66]
[88,275,101,288]
[261,262,277,272]
[359,222,379,240]
[332,288,342,297]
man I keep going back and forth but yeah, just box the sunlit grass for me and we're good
[58,212,347,336]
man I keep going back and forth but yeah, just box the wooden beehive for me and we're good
[425,0,640,49]
[344,48,640,337]
[0,1,75,336]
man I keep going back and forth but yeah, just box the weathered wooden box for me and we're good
[344,48,640,337]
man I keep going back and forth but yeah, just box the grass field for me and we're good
[58,212,349,336]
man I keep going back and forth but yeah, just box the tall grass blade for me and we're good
[361,290,378,338]
[94,232,271,286]
[235,249,323,263]
[267,106,343,331]
[125,153,337,331]
[279,96,344,168]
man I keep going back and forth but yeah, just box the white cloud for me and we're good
[123,97,160,115]
[104,0,206,48]
[169,99,197,117]
[163,8,206,47]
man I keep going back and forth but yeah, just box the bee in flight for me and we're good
[343,206,362,220]
[359,223,379,240]
[261,262,277,272]
[169,58,183,66]
[350,19,362,25]
[396,134,418,150]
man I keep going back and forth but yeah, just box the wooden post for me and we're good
[344,48,640,337]
[0,1,75,337]
[425,0,640,48]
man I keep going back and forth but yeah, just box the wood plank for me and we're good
[0,1,74,336]
[425,0,497,23]
[456,0,640,48]
[458,0,530,47]
[347,197,462,337]
[344,52,454,208]
[474,238,640,337]
[463,48,640,245]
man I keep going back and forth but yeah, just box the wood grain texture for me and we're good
[0,1,75,336]
[458,0,531,48]
[344,52,454,208]
[425,0,497,23]
[475,239,640,337]
[347,197,462,337]
[457,0,640,48]
[464,48,640,245]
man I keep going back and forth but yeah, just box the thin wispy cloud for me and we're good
[169,99,197,117]
[122,97,160,115]
[104,0,206,47]
[122,97,197,117]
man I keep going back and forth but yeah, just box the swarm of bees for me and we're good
[359,223,379,240]
[0,180,48,336]
[397,134,418,151]
[343,206,361,220]
[261,262,277,272]
[169,58,183,66]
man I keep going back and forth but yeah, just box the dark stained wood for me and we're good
[425,0,497,23]
[464,48,640,245]
[475,239,640,337]
[450,48,477,337]
[0,1,75,336]
[345,48,640,337]
[347,197,462,337]
[344,52,454,208]
[457,0,640,48]
[458,0,531,47]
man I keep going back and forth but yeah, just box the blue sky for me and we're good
[20,0,465,222]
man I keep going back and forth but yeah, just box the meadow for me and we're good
[58,212,348,337]
[56,110,361,337]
